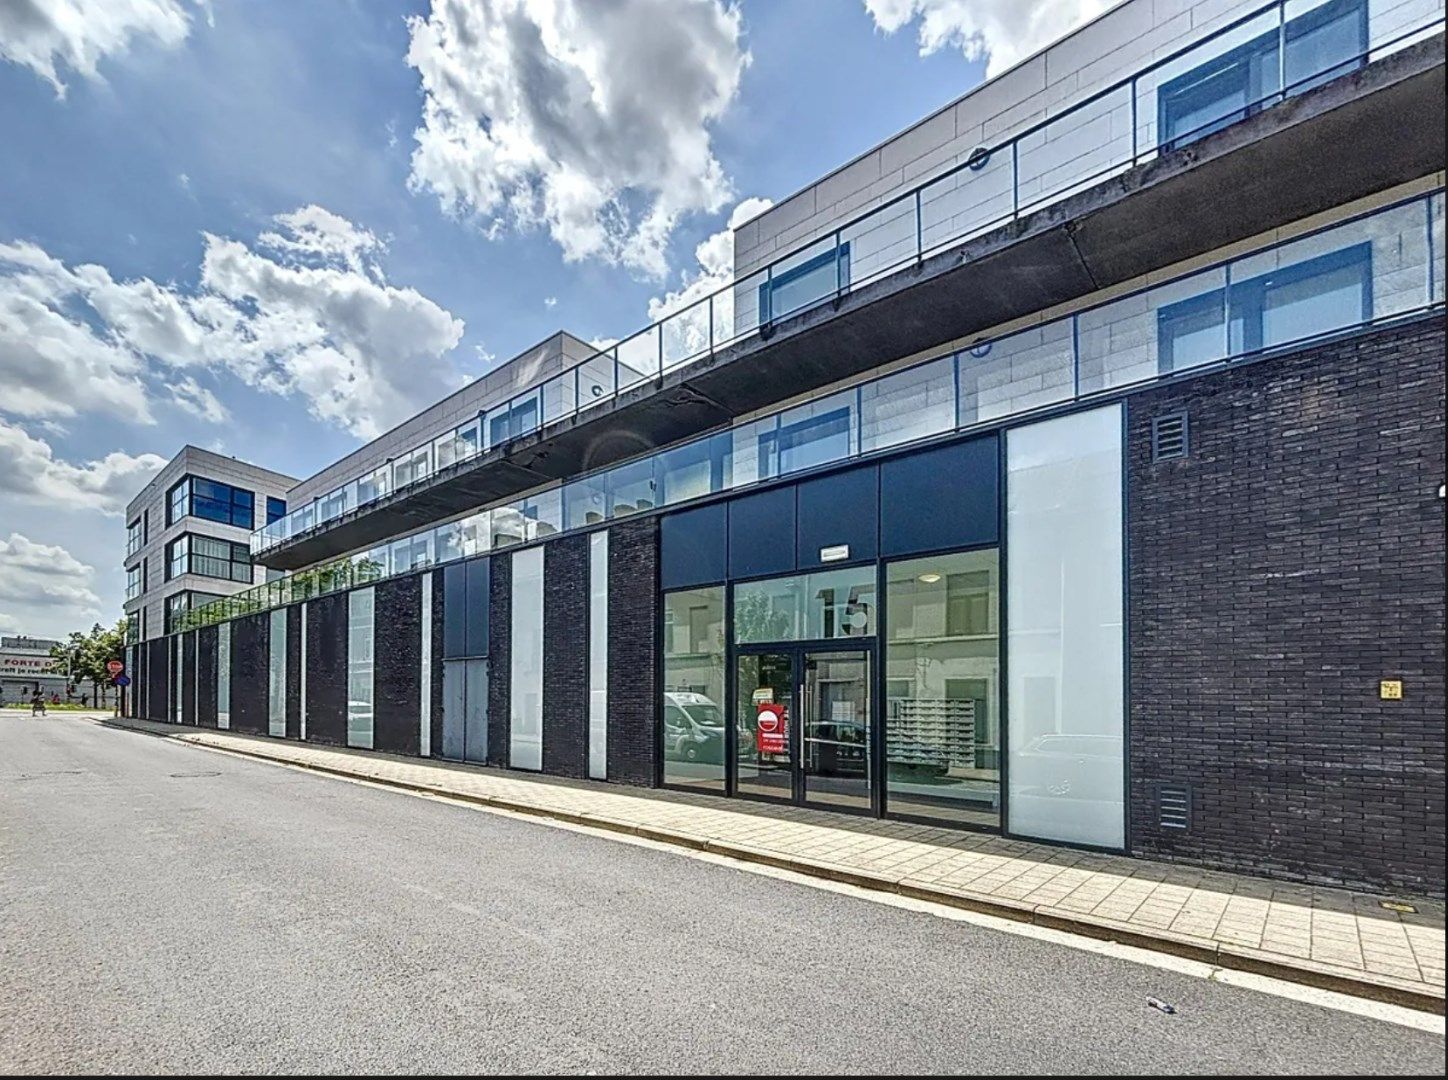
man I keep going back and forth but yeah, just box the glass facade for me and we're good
[588,532,609,780]
[733,568,876,645]
[1006,405,1125,848]
[169,476,255,528]
[510,546,544,771]
[217,622,231,730]
[268,608,287,737]
[884,550,1001,827]
[166,534,254,583]
[661,587,726,791]
[347,588,375,749]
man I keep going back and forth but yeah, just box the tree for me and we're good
[48,620,126,708]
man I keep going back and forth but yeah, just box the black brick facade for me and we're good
[197,625,217,728]
[487,554,512,768]
[305,592,348,746]
[144,637,167,722]
[230,611,268,736]
[286,605,303,740]
[606,518,659,786]
[375,576,422,756]
[543,534,589,778]
[1127,317,1446,894]
[181,631,197,725]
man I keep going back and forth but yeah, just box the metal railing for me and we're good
[252,0,1445,556]
[184,188,1445,633]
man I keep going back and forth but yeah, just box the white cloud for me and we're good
[0,419,165,515]
[544,296,557,308]
[863,0,1109,77]
[168,375,227,423]
[0,0,205,97]
[0,205,468,439]
[405,0,750,279]
[0,533,102,628]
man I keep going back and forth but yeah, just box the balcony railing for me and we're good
[253,0,1445,556]
[184,188,1444,633]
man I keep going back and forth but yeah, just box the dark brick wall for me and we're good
[286,605,303,739]
[543,534,589,778]
[181,632,197,725]
[1128,317,1446,894]
[607,518,660,786]
[375,576,422,756]
[306,592,348,746]
[197,626,217,728]
[230,612,268,736]
[487,554,511,767]
[144,637,167,722]
[430,571,445,757]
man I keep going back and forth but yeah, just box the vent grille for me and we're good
[1151,412,1189,461]
[1157,785,1192,830]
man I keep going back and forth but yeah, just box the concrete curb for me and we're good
[101,717,1446,1016]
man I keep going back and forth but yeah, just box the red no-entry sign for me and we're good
[106,659,124,675]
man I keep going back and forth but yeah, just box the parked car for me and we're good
[662,692,725,764]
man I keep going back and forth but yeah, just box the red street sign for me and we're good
[756,702,788,756]
[106,659,124,675]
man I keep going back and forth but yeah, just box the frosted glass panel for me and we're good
[589,532,609,779]
[1006,405,1124,848]
[217,622,231,730]
[510,545,545,770]
[268,608,287,737]
[348,588,375,749]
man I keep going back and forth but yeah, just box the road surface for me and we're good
[1,715,1442,1074]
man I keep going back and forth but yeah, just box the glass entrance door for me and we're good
[801,650,871,811]
[734,647,873,810]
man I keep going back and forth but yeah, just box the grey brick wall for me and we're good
[487,555,512,768]
[607,518,660,787]
[1127,317,1446,895]
[542,534,590,778]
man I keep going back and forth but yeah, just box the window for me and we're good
[126,563,146,601]
[1157,0,1366,152]
[268,608,287,737]
[347,588,375,749]
[734,567,876,644]
[165,534,253,583]
[165,591,224,634]
[167,476,255,528]
[125,611,141,644]
[662,587,726,792]
[509,546,544,770]
[266,497,287,525]
[126,518,143,557]
[759,243,850,323]
[886,550,1000,827]
[217,622,231,730]
[1157,243,1371,372]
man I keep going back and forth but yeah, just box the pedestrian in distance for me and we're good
[30,691,46,717]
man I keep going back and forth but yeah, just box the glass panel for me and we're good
[860,356,954,453]
[735,652,794,801]
[843,195,917,285]
[768,390,855,477]
[576,350,617,413]
[730,268,767,338]
[608,457,658,519]
[588,533,609,780]
[657,433,726,507]
[509,546,544,770]
[885,551,1000,827]
[660,296,713,372]
[735,567,876,644]
[347,588,375,749]
[662,587,726,791]
[1016,84,1133,214]
[616,329,659,392]
[802,651,871,811]
[541,373,574,425]
[1433,192,1445,306]
[763,237,839,322]
[958,319,1075,426]
[268,608,287,737]
[217,622,231,730]
[1006,405,1124,848]
[1284,0,1367,95]
[1077,267,1228,392]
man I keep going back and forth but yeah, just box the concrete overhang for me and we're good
[259,35,1445,571]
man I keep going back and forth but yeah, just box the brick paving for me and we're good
[97,715,1445,1010]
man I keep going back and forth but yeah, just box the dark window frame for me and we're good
[759,242,851,324]
[167,475,257,529]
[266,497,287,525]
[165,533,254,583]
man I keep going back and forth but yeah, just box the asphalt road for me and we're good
[1,715,1443,1075]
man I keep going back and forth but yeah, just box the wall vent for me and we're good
[1151,411,1189,461]
[1157,784,1193,830]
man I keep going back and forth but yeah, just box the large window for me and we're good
[662,587,726,791]
[734,567,876,645]
[166,534,253,583]
[266,497,287,525]
[1158,243,1371,372]
[167,476,255,528]
[1157,0,1366,152]
[125,611,141,645]
[488,396,540,448]
[126,518,143,557]
[885,550,1000,827]
[759,243,850,322]
[268,608,287,737]
[166,591,224,634]
[126,562,146,601]
[347,588,375,749]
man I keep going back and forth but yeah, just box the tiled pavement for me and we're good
[96,715,1445,1012]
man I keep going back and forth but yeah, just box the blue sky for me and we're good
[0,0,1100,638]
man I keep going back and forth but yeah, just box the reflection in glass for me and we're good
[885,550,1000,827]
[802,651,871,811]
[662,588,726,791]
[734,568,876,644]
[347,588,375,749]
[735,652,794,801]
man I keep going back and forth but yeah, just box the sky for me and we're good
[0,0,1108,640]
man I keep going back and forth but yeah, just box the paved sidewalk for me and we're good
[96,714,1445,1012]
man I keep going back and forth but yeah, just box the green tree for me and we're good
[48,620,127,708]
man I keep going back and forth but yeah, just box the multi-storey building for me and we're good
[125,0,1446,894]
[123,447,297,648]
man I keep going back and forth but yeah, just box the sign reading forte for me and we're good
[756,702,788,757]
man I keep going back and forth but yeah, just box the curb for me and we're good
[101,717,1446,1016]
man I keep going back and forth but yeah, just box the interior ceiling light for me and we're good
[917,572,942,584]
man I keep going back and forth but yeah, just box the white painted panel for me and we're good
[268,608,287,737]
[217,623,231,729]
[510,546,545,771]
[420,576,433,757]
[588,532,609,780]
